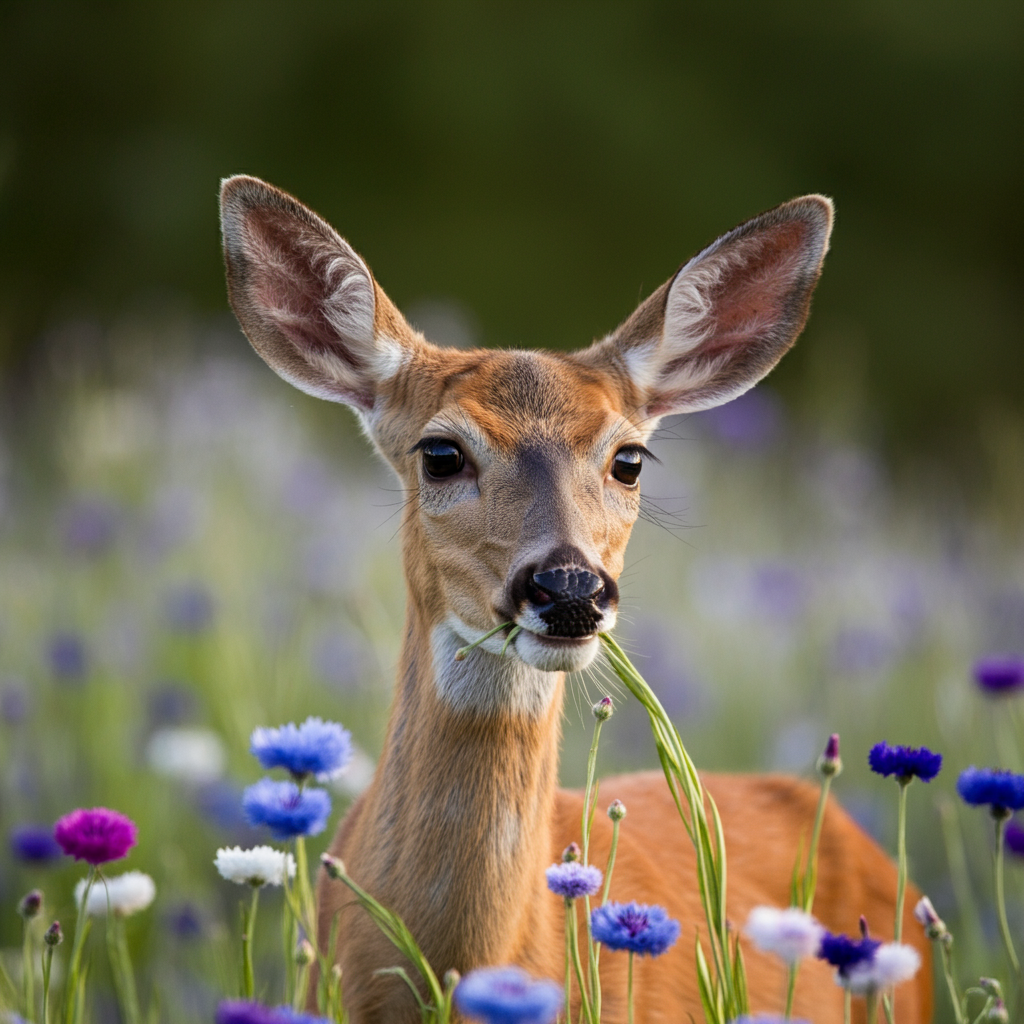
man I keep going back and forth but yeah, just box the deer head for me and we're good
[220,176,831,711]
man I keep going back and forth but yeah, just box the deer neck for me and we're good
[352,606,565,971]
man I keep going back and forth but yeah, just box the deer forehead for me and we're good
[384,349,643,464]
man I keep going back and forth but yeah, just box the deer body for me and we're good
[219,177,933,1023]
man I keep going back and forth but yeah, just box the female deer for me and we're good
[219,176,932,1023]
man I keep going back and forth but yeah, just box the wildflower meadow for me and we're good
[1,336,1022,1023]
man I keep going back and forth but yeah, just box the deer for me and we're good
[219,175,933,1024]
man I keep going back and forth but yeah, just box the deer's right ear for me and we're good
[220,175,417,412]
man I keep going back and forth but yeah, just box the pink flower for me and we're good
[54,807,137,865]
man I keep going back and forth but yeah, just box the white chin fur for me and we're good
[512,631,601,673]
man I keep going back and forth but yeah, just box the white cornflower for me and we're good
[844,942,921,994]
[75,871,156,917]
[146,727,226,785]
[744,905,824,964]
[215,845,296,887]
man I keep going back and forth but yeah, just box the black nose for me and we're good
[531,567,604,603]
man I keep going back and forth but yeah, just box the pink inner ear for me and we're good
[245,208,360,367]
[700,219,808,356]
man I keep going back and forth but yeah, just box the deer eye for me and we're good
[422,440,465,479]
[611,448,643,486]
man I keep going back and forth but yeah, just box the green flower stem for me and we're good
[894,779,910,943]
[601,817,621,906]
[565,901,597,1024]
[295,836,318,936]
[581,711,605,1016]
[42,943,55,1024]
[993,815,1022,981]
[22,917,35,1020]
[843,990,851,1024]
[866,990,879,1024]
[600,634,743,1021]
[627,951,635,1024]
[64,867,97,1024]
[783,964,797,1018]
[242,886,260,1000]
[282,870,299,1006]
[108,914,141,1024]
[800,773,832,913]
[454,622,513,661]
[937,942,966,1024]
[563,911,572,1024]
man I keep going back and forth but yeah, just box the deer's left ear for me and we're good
[580,195,833,422]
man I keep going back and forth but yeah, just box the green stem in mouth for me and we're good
[500,626,522,655]
[454,622,514,661]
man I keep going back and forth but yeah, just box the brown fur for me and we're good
[218,176,933,1023]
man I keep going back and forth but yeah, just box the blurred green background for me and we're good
[1,1,1022,459]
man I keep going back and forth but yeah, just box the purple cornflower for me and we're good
[454,966,562,1024]
[817,931,881,978]
[868,742,942,783]
[9,824,62,864]
[46,632,88,681]
[545,861,603,900]
[242,779,331,840]
[590,901,680,957]
[974,656,1024,696]
[1005,819,1024,857]
[956,767,1024,816]
[250,717,352,782]
[53,807,137,865]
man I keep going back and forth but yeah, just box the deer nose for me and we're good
[531,567,604,604]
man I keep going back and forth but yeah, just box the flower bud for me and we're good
[45,921,63,947]
[817,733,842,777]
[330,964,343,985]
[607,799,627,822]
[979,979,1003,999]
[444,968,461,991]
[859,915,870,939]
[985,999,1009,1024]
[320,853,346,880]
[18,889,42,920]
[913,896,949,942]
[295,939,315,966]
[592,696,614,721]
[561,842,581,863]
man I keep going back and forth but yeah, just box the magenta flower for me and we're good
[54,807,137,865]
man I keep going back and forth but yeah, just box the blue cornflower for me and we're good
[817,932,881,978]
[956,767,1024,816]
[9,824,62,864]
[454,966,562,1024]
[242,779,331,840]
[545,861,602,900]
[590,901,680,957]
[868,742,942,782]
[250,717,352,781]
